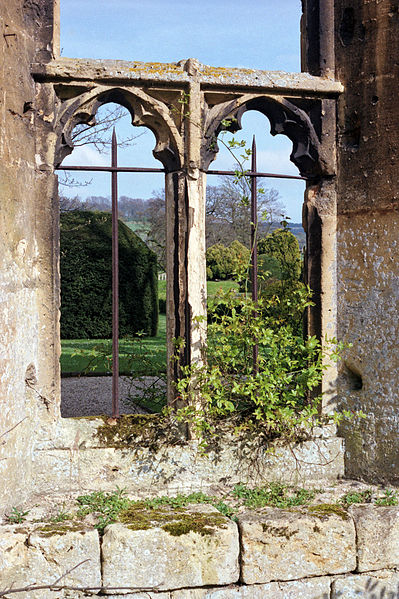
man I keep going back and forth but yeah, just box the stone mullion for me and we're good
[185,72,207,372]
[304,178,338,414]
[165,67,208,410]
[165,170,189,407]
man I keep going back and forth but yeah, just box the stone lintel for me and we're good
[31,57,344,97]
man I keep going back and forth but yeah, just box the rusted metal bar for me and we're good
[111,129,119,419]
[57,165,166,173]
[251,136,259,375]
[57,165,306,181]
[207,169,306,180]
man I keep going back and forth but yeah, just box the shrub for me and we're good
[258,228,302,282]
[206,240,250,280]
[175,287,339,441]
[257,228,305,335]
[60,210,158,339]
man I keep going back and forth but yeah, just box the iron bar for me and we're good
[57,143,307,407]
[251,136,259,375]
[57,165,306,181]
[207,169,306,180]
[111,129,119,419]
[57,165,166,173]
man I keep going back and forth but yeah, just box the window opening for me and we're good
[205,111,308,396]
[58,105,309,420]
[58,103,166,419]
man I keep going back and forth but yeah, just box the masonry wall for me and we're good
[2,503,399,598]
[0,0,59,508]
[334,0,399,483]
[303,0,399,483]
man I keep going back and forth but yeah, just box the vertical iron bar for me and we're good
[111,129,119,418]
[251,136,259,374]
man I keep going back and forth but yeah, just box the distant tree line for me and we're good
[60,175,288,271]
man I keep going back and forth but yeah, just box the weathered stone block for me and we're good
[278,577,331,598]
[332,571,399,598]
[238,507,356,584]
[350,505,399,572]
[170,585,280,598]
[27,524,101,592]
[0,526,30,594]
[0,524,101,597]
[102,506,239,593]
[32,430,344,499]
[108,594,171,599]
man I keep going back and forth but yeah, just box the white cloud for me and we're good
[63,145,110,167]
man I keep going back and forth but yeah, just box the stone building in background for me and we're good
[0,0,398,512]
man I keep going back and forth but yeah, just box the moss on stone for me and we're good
[261,523,298,539]
[308,503,349,521]
[95,413,184,451]
[117,503,227,537]
[162,513,227,537]
[33,521,86,537]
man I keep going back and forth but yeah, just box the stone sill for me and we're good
[29,418,344,498]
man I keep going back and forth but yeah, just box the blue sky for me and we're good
[60,0,305,221]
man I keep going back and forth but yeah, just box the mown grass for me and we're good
[61,314,166,376]
[158,279,238,302]
[60,280,239,376]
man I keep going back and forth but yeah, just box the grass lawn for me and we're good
[61,314,166,376]
[158,279,238,302]
[61,280,239,377]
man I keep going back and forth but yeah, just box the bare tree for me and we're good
[139,178,285,269]
[206,176,284,248]
[70,105,144,154]
[59,103,145,189]
[144,191,166,270]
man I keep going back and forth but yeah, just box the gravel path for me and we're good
[61,375,165,417]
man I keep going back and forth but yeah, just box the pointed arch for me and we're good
[202,94,331,179]
[53,85,183,171]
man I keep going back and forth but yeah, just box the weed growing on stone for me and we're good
[340,489,373,505]
[232,482,317,509]
[174,288,348,447]
[6,507,30,524]
[50,506,73,523]
[76,487,131,531]
[375,489,399,506]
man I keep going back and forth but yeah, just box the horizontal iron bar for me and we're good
[207,169,306,180]
[56,165,306,180]
[57,165,166,173]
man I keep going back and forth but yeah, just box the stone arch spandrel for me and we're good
[53,85,184,171]
[202,93,332,179]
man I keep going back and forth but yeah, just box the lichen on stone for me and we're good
[261,523,298,540]
[307,503,349,520]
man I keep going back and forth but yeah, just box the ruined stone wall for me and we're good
[2,502,399,598]
[334,0,399,483]
[0,0,59,509]
[303,0,399,482]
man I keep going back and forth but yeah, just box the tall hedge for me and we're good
[60,210,158,339]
